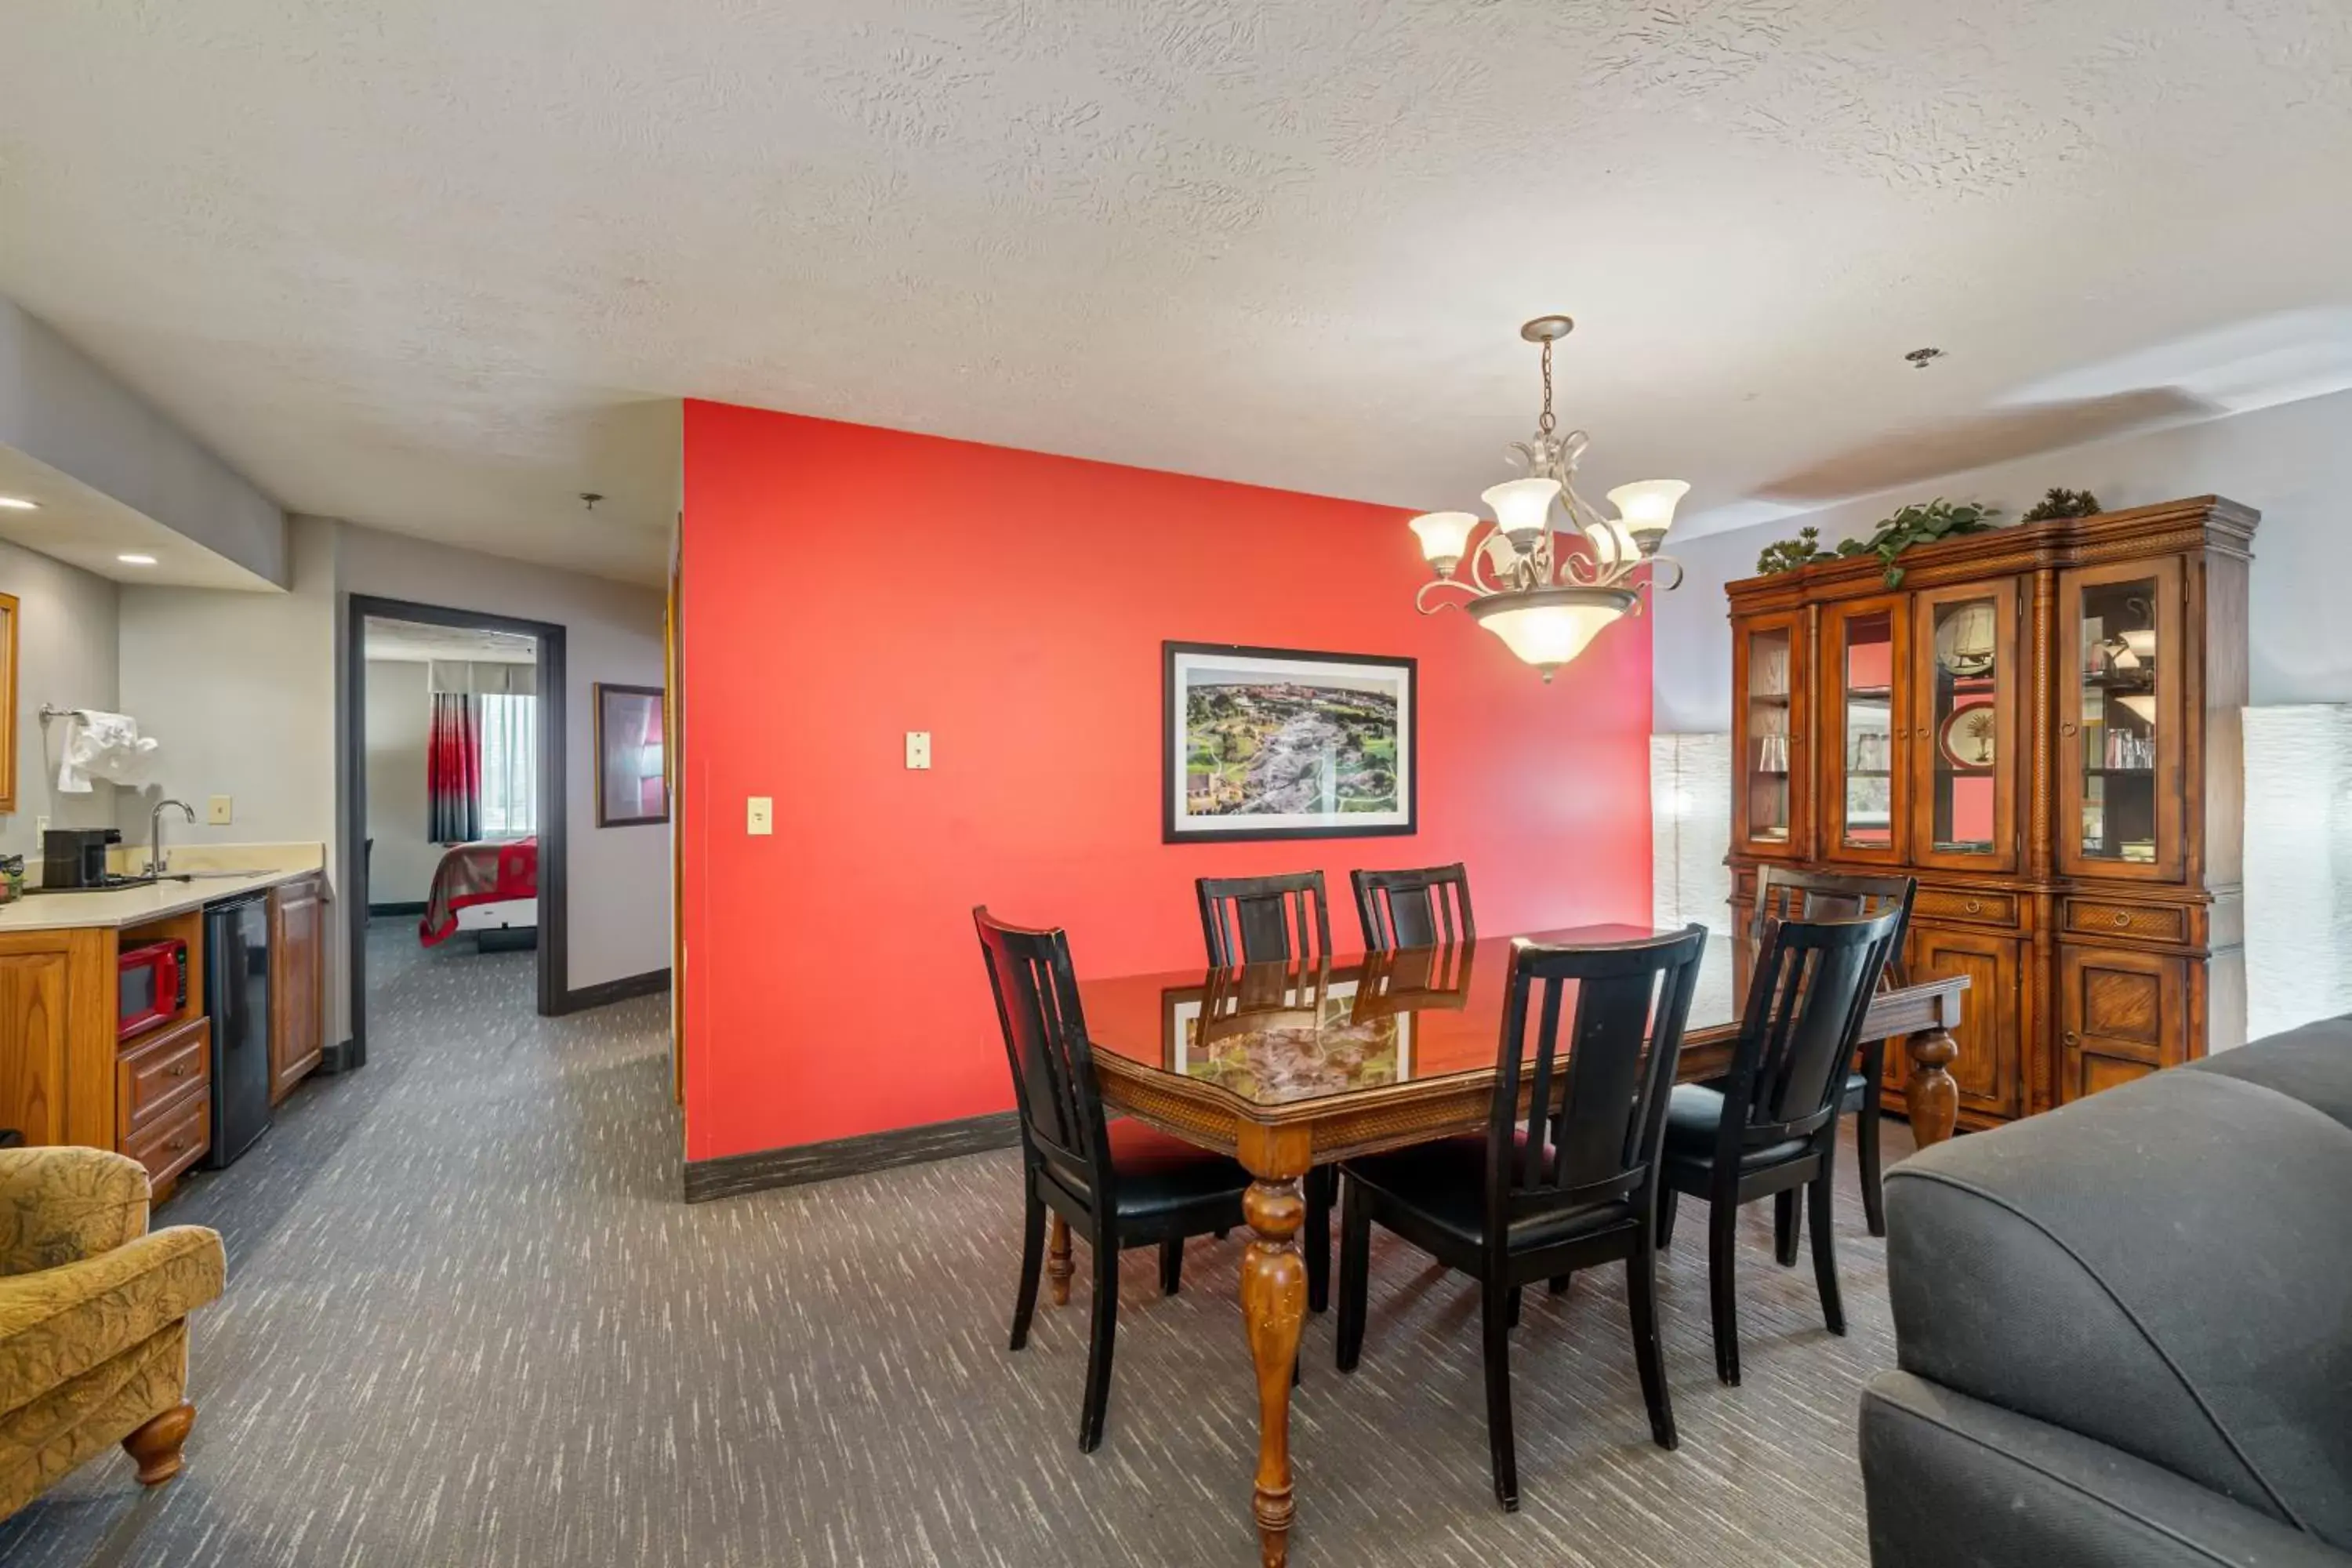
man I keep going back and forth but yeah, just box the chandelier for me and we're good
[1407,315,1688,680]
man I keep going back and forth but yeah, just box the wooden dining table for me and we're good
[1069,923,1969,1568]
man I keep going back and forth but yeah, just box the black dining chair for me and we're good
[1656,906,1907,1387]
[1748,866,1915,1244]
[1194,873,1340,1312]
[975,907,1250,1453]
[1196,871,1334,968]
[1334,925,1710,1512]
[1350,862,1475,951]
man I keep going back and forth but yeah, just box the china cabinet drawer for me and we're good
[1912,887,2020,929]
[121,1089,209,1189]
[2063,897,2189,945]
[117,1014,210,1142]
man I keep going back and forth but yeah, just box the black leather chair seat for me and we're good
[1662,1084,1809,1170]
[1344,1134,1632,1250]
[1104,1120,1250,1220]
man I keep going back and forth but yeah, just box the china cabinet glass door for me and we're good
[1823,595,1909,864]
[2059,558,2183,880]
[1733,612,1806,856]
[1908,579,2019,873]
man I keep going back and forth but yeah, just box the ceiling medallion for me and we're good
[1406,316,1689,681]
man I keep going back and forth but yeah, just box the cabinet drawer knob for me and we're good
[164,1138,191,1154]
[2113,910,2132,927]
[2063,1030,2080,1046]
[1964,898,1982,914]
[2061,721,2078,736]
[169,1062,192,1077]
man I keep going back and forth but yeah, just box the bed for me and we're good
[420,836,539,950]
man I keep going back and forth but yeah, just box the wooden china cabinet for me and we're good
[1726,495,2253,1131]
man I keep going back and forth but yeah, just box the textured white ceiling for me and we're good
[2,1,2349,582]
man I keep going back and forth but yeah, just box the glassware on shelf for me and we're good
[2074,579,2162,862]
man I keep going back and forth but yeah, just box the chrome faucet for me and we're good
[147,799,196,879]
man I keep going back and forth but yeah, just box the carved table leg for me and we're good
[1047,1213,1073,1308]
[123,1401,196,1485]
[1233,1123,1312,1567]
[1241,1176,1308,1567]
[1905,1027,1962,1149]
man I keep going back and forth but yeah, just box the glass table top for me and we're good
[1077,925,1742,1109]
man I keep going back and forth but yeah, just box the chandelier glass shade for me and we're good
[1409,316,1689,681]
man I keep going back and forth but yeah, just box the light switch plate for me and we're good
[34,816,48,840]
[746,796,774,835]
[906,731,932,770]
[207,795,234,826]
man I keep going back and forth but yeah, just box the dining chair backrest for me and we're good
[974,907,1110,1203]
[1725,908,1907,1148]
[1196,872,1332,967]
[1485,925,1710,1243]
[1751,865,1915,988]
[1351,862,1475,952]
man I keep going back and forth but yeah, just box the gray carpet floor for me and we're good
[2,917,1906,1566]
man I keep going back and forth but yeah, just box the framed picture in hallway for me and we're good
[594,683,669,826]
[1162,641,1415,843]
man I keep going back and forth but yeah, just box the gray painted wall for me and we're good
[0,536,122,860]
[1655,387,2352,733]
[362,659,434,906]
[0,297,287,586]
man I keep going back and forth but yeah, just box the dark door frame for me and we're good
[336,593,569,1069]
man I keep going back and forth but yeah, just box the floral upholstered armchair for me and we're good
[0,1145,226,1521]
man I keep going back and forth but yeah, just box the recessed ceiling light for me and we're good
[117,553,158,566]
[0,496,38,510]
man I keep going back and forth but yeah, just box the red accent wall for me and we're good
[678,400,1655,1162]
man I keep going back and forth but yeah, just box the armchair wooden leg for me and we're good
[124,1402,195,1486]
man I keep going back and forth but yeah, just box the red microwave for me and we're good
[118,939,187,1040]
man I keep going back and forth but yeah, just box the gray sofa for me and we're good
[1860,1017,2352,1566]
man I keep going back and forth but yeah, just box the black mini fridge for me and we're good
[201,892,274,1169]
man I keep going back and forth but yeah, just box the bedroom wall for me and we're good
[336,521,670,993]
[677,400,1657,1165]
[362,659,434,906]
[0,534,122,862]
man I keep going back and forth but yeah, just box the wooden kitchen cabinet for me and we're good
[269,873,325,1103]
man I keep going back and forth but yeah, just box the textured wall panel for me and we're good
[2244,705,2352,1041]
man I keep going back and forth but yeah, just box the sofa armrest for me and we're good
[0,1148,151,1276]
[1862,1372,2350,1567]
[0,1225,226,1415]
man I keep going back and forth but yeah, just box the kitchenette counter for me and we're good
[0,863,319,932]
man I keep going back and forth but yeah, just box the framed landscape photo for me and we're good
[1163,641,1415,843]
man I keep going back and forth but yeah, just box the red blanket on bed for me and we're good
[419,837,538,947]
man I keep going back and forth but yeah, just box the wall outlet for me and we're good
[905,731,932,770]
[207,795,234,826]
[746,796,773,836]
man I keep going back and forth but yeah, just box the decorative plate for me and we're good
[1937,698,1997,771]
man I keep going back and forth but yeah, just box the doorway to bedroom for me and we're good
[344,596,569,1066]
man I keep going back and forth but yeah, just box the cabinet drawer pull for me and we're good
[163,1138,191,1155]
[2061,721,2078,736]
[1964,898,1982,914]
[169,1062,193,1077]
[2063,1030,2080,1046]
[2114,910,2132,927]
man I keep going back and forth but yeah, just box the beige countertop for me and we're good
[0,844,325,934]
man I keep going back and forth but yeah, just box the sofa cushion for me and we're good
[2184,1015,2352,1133]
[1883,1068,2352,1552]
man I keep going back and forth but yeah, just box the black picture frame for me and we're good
[1161,641,1417,844]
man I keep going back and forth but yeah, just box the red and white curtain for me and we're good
[428,691,481,844]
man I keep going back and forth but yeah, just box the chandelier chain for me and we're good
[1538,340,1556,436]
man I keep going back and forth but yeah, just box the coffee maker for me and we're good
[41,827,122,890]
